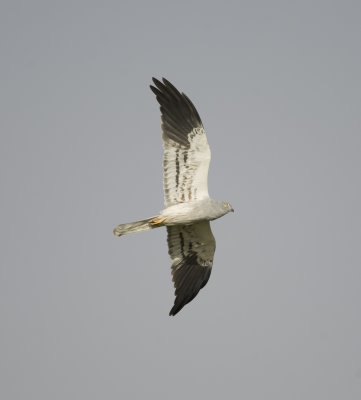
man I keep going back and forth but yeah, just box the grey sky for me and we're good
[1,1,361,399]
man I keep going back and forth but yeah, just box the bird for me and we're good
[113,78,233,316]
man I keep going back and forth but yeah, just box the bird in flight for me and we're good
[113,78,233,316]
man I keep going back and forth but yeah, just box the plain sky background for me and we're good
[1,1,360,399]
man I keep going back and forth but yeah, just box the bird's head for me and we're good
[222,201,234,214]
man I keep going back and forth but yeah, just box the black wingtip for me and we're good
[149,77,203,147]
[169,303,183,316]
[168,254,212,317]
[151,77,162,87]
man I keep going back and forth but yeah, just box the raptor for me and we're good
[113,78,233,316]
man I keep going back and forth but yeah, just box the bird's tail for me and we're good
[113,215,167,237]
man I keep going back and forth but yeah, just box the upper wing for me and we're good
[166,221,216,316]
[150,78,211,207]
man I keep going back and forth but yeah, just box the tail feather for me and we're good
[113,215,165,237]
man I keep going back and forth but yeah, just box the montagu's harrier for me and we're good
[113,78,233,316]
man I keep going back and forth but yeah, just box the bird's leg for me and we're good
[149,216,167,226]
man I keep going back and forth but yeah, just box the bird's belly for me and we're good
[159,202,211,225]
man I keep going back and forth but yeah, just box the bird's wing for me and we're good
[150,78,211,207]
[166,221,216,316]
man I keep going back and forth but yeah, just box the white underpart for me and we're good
[163,127,211,207]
